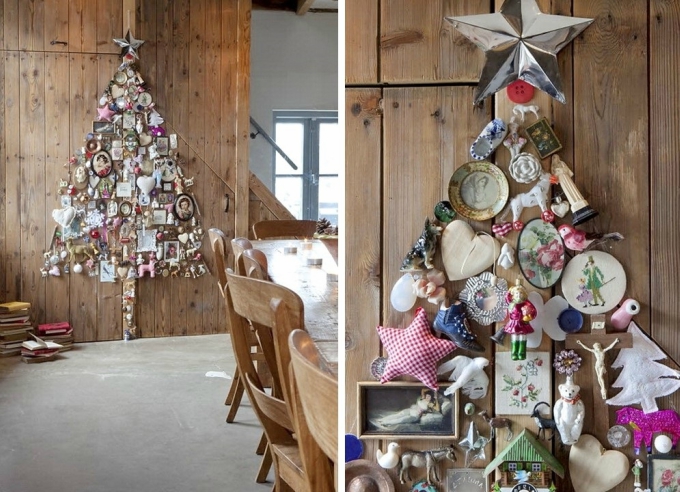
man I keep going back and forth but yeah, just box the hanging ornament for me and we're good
[113,30,145,60]
[446,0,593,104]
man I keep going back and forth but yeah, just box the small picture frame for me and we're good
[93,121,116,134]
[164,240,180,263]
[110,147,124,161]
[525,117,563,159]
[357,381,458,440]
[60,195,72,207]
[169,134,178,149]
[156,136,169,156]
[157,193,168,204]
[116,181,132,198]
[174,194,195,221]
[649,455,680,492]
[137,229,157,252]
[99,260,116,283]
[119,201,133,217]
[122,111,136,130]
[162,181,173,192]
[91,151,113,178]
[446,469,488,492]
[152,209,167,225]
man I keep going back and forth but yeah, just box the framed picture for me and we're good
[110,147,124,161]
[99,260,116,283]
[122,110,136,130]
[174,194,195,221]
[495,351,551,415]
[137,229,157,252]
[156,136,169,156]
[446,468,487,492]
[525,117,563,159]
[119,201,132,217]
[649,455,680,491]
[164,240,180,263]
[152,209,167,225]
[357,381,458,440]
[163,181,173,192]
[92,121,116,134]
[91,151,113,178]
[116,182,132,198]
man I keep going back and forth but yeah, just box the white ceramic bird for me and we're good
[437,356,490,399]
[497,243,515,270]
[376,442,400,469]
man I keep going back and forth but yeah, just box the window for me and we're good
[532,463,542,472]
[508,463,517,472]
[273,111,339,226]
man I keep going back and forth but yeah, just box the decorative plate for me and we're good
[448,161,509,221]
[90,150,112,178]
[517,218,565,289]
[138,92,153,107]
[458,271,509,326]
[561,251,626,314]
[113,71,127,84]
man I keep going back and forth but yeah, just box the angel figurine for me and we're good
[504,279,537,360]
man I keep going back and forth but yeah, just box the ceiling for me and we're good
[252,0,338,14]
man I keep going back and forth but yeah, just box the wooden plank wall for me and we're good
[0,0,253,341]
[345,1,680,491]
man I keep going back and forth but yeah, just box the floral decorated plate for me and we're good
[517,219,565,289]
[448,161,509,221]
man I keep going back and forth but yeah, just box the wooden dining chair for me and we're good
[241,248,269,280]
[224,272,332,491]
[230,236,253,275]
[252,219,317,239]
[288,328,338,469]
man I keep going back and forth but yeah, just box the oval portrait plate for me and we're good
[448,161,509,221]
[517,218,565,289]
[561,250,626,314]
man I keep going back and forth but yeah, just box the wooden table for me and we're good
[254,239,338,374]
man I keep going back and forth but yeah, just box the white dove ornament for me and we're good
[437,356,490,399]
[376,442,400,469]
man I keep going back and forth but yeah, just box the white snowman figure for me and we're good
[553,375,585,445]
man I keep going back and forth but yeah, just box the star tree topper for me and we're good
[113,30,145,61]
[446,0,593,104]
[377,307,456,390]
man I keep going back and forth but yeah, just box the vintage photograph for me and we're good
[164,240,180,263]
[358,382,457,439]
[156,136,169,156]
[92,121,116,134]
[174,194,194,221]
[91,151,113,178]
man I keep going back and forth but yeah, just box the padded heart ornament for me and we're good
[52,206,76,228]
[137,176,156,196]
[178,233,189,244]
[111,85,125,98]
[551,197,570,218]
[138,133,152,146]
[441,220,500,281]
[569,435,628,492]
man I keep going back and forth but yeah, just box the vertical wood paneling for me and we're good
[3,52,20,301]
[203,0,221,169]
[185,150,201,336]
[154,1,173,123]
[43,53,71,322]
[0,54,5,301]
[18,0,45,51]
[3,0,19,51]
[69,0,97,53]
[43,0,69,52]
[19,52,46,322]
[188,0,206,154]
[345,0,378,84]
[220,0,238,184]
[345,88,382,446]
[171,0,190,140]
[234,0,251,237]
[96,0,122,54]
[650,0,680,416]
[380,0,485,83]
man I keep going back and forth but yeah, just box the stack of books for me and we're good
[0,301,33,357]
[36,322,73,352]
[21,335,63,363]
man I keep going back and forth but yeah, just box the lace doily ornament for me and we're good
[509,152,542,183]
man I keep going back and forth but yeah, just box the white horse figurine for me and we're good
[512,104,540,122]
[501,171,555,230]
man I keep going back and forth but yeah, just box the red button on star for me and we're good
[507,80,535,104]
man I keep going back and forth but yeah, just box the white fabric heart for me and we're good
[111,85,125,98]
[137,176,156,195]
[52,206,76,228]
[138,133,152,146]
[178,233,189,244]
[441,220,500,281]
[527,292,569,348]
[570,435,628,492]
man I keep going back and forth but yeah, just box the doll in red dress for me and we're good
[504,279,537,360]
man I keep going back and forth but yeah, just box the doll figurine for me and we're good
[504,279,537,360]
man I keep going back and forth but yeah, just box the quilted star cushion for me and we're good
[377,307,457,389]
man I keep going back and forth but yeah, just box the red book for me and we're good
[37,322,71,335]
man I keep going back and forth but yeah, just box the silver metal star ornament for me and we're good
[457,421,489,467]
[113,30,145,60]
[446,0,593,104]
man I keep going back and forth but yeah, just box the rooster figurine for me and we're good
[558,224,623,252]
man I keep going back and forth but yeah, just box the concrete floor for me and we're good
[0,334,273,492]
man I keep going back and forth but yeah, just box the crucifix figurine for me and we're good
[551,155,599,225]
[576,338,620,399]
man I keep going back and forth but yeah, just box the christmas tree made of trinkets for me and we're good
[43,31,208,339]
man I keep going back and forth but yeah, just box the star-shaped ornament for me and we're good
[97,105,116,122]
[446,0,593,104]
[113,30,145,60]
[377,307,456,390]
[458,421,489,467]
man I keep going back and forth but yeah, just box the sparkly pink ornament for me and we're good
[149,126,166,137]
[615,407,680,455]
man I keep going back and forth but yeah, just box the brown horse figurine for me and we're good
[479,409,513,441]
[66,239,100,263]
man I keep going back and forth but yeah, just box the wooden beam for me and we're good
[123,0,137,34]
[296,0,314,15]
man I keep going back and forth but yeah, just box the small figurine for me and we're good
[531,402,559,440]
[497,243,515,270]
[632,459,643,487]
[478,410,513,441]
[553,375,585,445]
[166,212,175,225]
[610,298,641,331]
[437,355,489,398]
[512,104,540,122]
[576,338,619,399]
[503,279,537,360]
[400,217,442,272]
[557,224,623,252]
[398,446,456,484]
[551,155,599,225]
[376,442,400,469]
[433,301,484,352]
[412,268,447,305]
[499,171,555,231]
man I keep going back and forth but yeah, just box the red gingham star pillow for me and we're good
[377,307,457,389]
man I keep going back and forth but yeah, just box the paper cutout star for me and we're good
[97,105,116,122]
[446,0,593,104]
[458,422,489,467]
[113,30,145,60]
[377,307,456,390]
